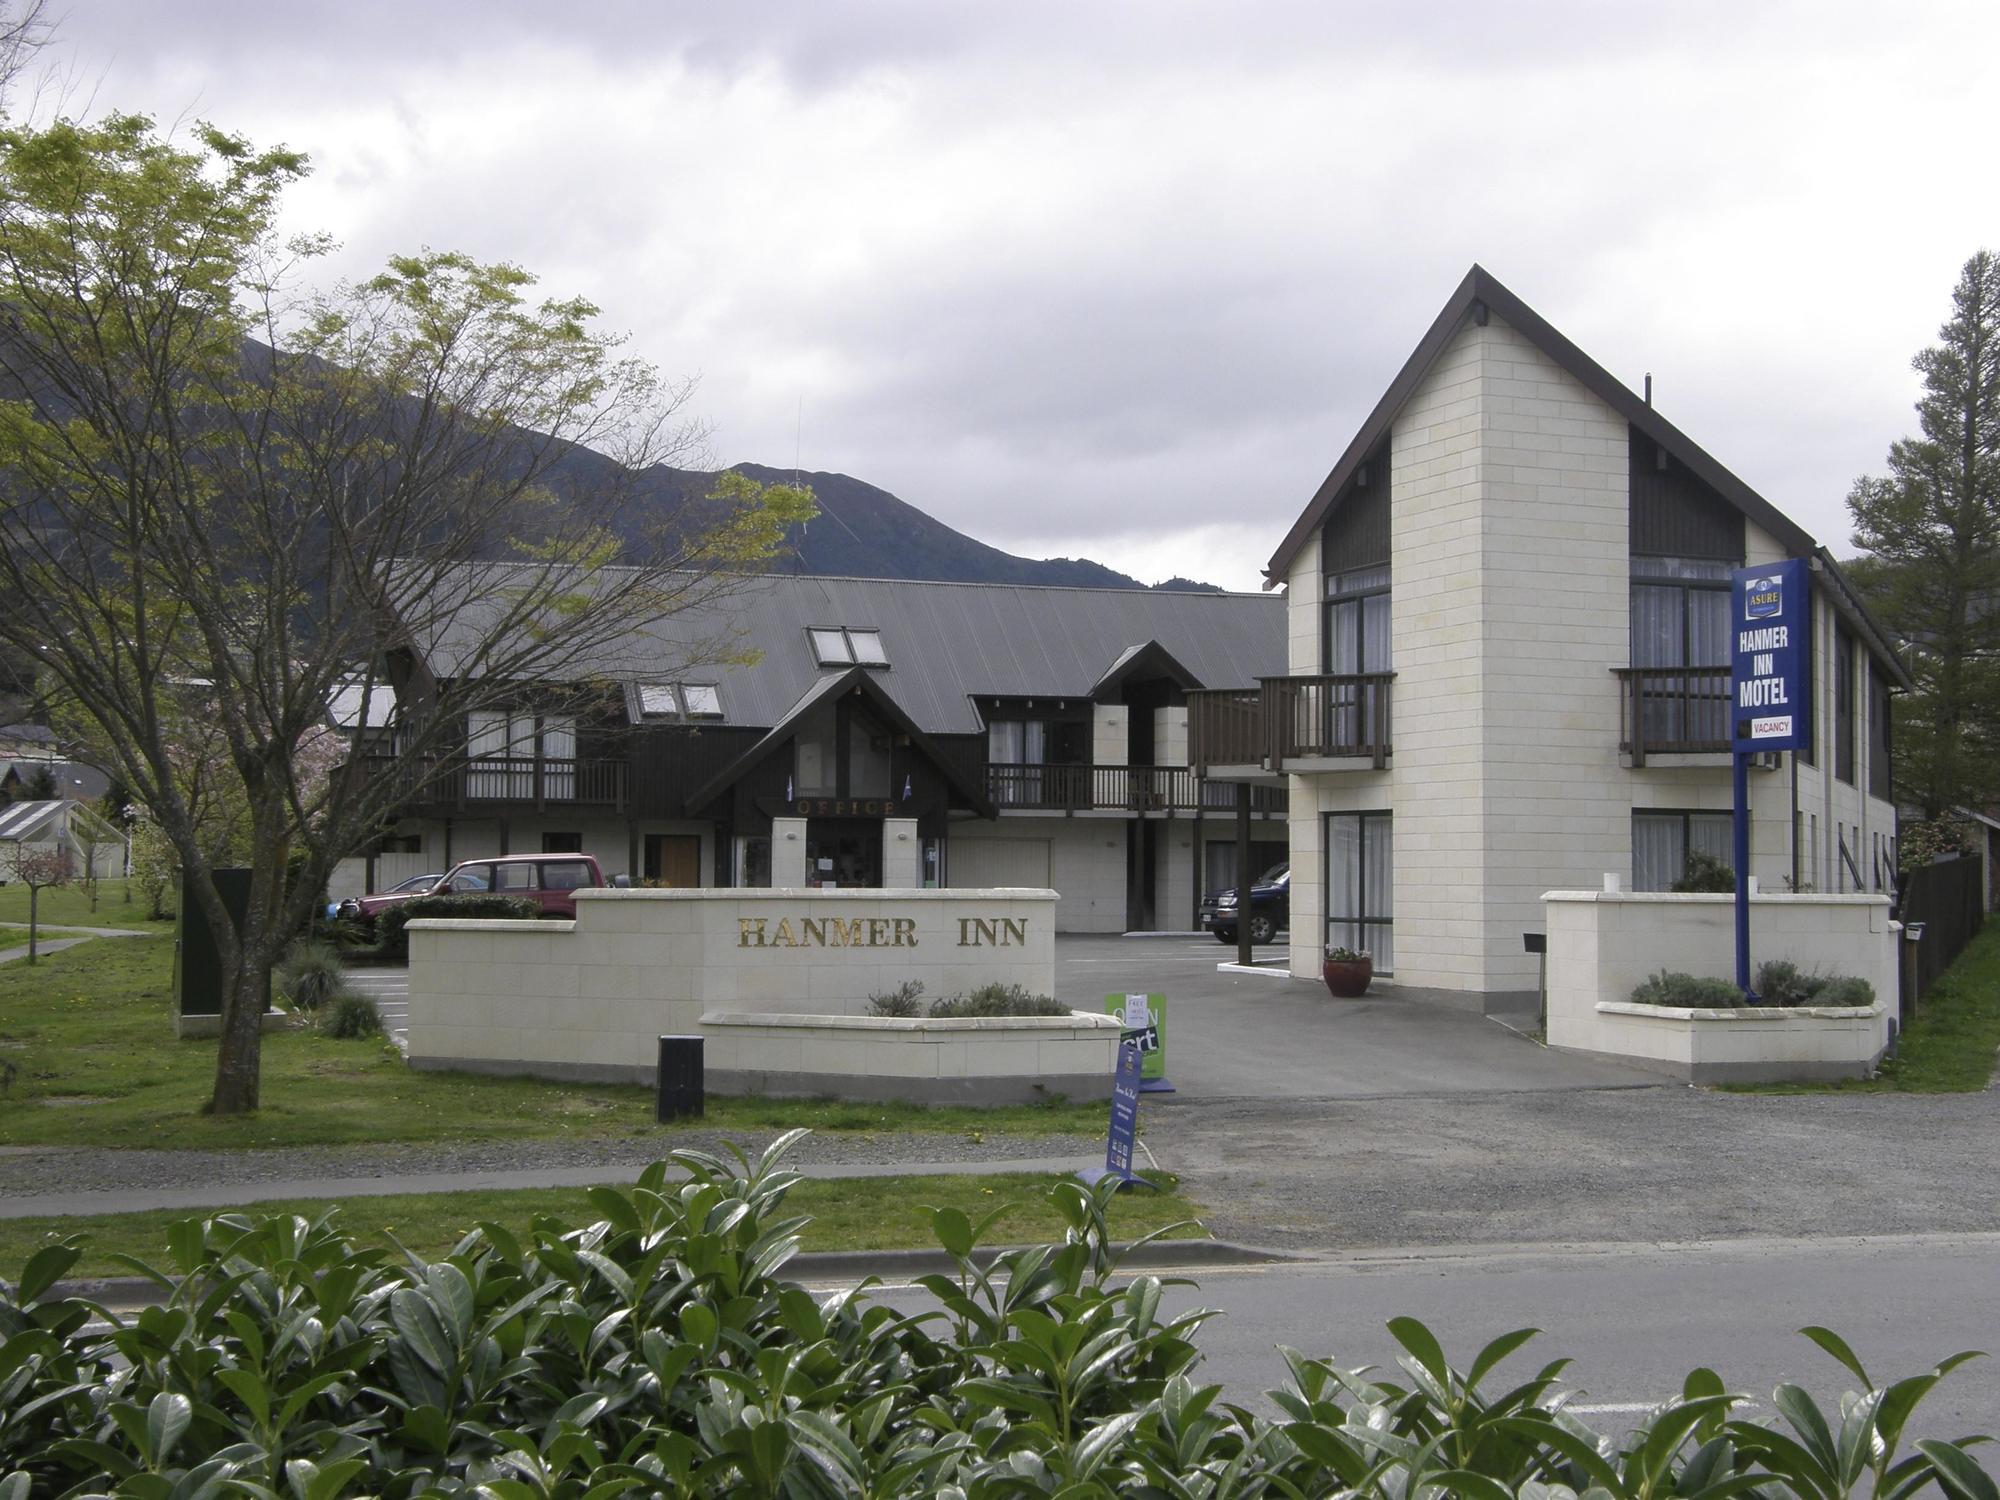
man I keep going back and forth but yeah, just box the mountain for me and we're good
[688,463,1223,592]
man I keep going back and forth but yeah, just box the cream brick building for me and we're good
[1190,267,1910,999]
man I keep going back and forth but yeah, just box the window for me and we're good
[1323,565,1391,676]
[494,862,535,892]
[1632,810,1733,892]
[1630,557,1732,747]
[541,832,582,854]
[987,718,1049,806]
[636,683,723,721]
[1325,812,1392,973]
[1834,627,1856,785]
[1868,665,1892,800]
[540,859,590,890]
[447,865,492,893]
[809,627,889,668]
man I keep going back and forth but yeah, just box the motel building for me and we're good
[1187,266,1911,1001]
[335,576,1287,933]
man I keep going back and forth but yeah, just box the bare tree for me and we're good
[1,837,67,961]
[0,114,813,1113]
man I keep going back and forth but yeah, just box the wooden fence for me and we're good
[1897,854,1984,1018]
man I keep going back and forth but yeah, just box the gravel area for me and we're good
[1146,1084,2000,1251]
[0,1127,1104,1208]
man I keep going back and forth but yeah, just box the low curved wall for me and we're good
[404,887,1091,1102]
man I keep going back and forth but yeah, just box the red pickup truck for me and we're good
[338,853,621,921]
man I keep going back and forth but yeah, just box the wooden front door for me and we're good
[644,833,703,887]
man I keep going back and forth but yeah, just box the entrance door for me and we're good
[644,833,702,887]
[805,819,883,888]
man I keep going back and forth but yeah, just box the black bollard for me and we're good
[656,1034,705,1122]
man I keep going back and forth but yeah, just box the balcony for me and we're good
[983,763,1286,816]
[1187,673,1393,775]
[1614,667,1731,764]
[351,753,629,810]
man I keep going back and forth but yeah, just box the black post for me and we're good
[1236,781,1253,969]
[656,1034,705,1122]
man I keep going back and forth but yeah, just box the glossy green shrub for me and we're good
[0,1132,1989,1496]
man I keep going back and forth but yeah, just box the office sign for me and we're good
[1730,559,1810,754]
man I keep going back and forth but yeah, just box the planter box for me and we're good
[1543,889,1897,1083]
[1585,1001,1889,1083]
[699,1010,1124,1104]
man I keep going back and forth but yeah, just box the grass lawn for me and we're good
[0,932,1108,1148]
[0,1172,1205,1280]
[0,879,166,932]
[1728,918,2000,1094]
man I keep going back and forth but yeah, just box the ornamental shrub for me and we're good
[866,980,926,1017]
[1672,848,1738,893]
[322,992,384,1039]
[929,981,1071,1018]
[274,937,347,1014]
[0,1133,1988,1496]
[371,892,541,960]
[1754,961,1875,1009]
[1630,969,1748,1007]
[1815,975,1876,1007]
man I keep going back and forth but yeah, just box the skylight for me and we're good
[635,683,724,721]
[809,627,889,668]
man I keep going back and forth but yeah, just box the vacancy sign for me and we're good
[1729,558,1810,754]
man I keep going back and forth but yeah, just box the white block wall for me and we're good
[1092,705,1128,767]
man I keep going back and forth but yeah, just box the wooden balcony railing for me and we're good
[1188,673,1394,774]
[1614,666,1732,764]
[349,753,628,810]
[984,763,1285,815]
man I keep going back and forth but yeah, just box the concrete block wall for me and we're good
[882,818,920,887]
[406,888,1062,1089]
[1092,705,1128,767]
[1378,322,1491,990]
[1154,706,1189,768]
[1544,889,1894,1080]
[1465,317,1633,993]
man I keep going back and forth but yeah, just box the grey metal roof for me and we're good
[413,571,1287,736]
[0,798,122,844]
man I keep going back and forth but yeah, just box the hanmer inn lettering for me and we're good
[733,914,1032,949]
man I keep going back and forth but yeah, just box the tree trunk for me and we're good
[207,960,268,1114]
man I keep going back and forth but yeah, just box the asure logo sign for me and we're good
[1743,574,1783,620]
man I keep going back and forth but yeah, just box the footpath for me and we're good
[0,921,146,965]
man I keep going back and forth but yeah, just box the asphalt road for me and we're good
[839,1231,2000,1437]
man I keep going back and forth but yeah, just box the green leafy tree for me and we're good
[17,763,53,800]
[1847,250,2000,817]
[0,115,813,1115]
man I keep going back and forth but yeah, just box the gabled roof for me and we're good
[1089,639,1200,701]
[685,665,997,817]
[412,571,1285,734]
[0,798,123,844]
[1263,265,1911,687]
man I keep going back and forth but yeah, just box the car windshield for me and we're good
[392,873,444,893]
[1257,863,1289,885]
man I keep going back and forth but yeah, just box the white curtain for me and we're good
[1632,814,1682,892]
[542,716,576,800]
[467,710,506,799]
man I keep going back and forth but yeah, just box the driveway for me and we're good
[1051,934,1659,1100]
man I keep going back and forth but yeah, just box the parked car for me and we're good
[1199,862,1289,945]
[338,854,623,922]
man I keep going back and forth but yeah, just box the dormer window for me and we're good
[809,627,889,668]
[634,683,724,721]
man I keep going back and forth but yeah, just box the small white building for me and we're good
[1191,266,1910,1000]
[0,798,128,881]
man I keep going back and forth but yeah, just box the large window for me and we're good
[1868,665,1893,800]
[466,711,574,800]
[1630,557,1731,746]
[1325,812,1392,973]
[1632,810,1733,892]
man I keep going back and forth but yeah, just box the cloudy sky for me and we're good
[41,1,1997,590]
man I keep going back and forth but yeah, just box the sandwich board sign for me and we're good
[1104,992,1173,1092]
[1728,557,1811,999]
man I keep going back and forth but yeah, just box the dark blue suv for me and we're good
[1198,862,1289,945]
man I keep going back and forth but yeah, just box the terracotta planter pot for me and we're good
[1322,956,1373,998]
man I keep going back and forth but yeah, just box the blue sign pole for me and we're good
[1728,558,1811,1005]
